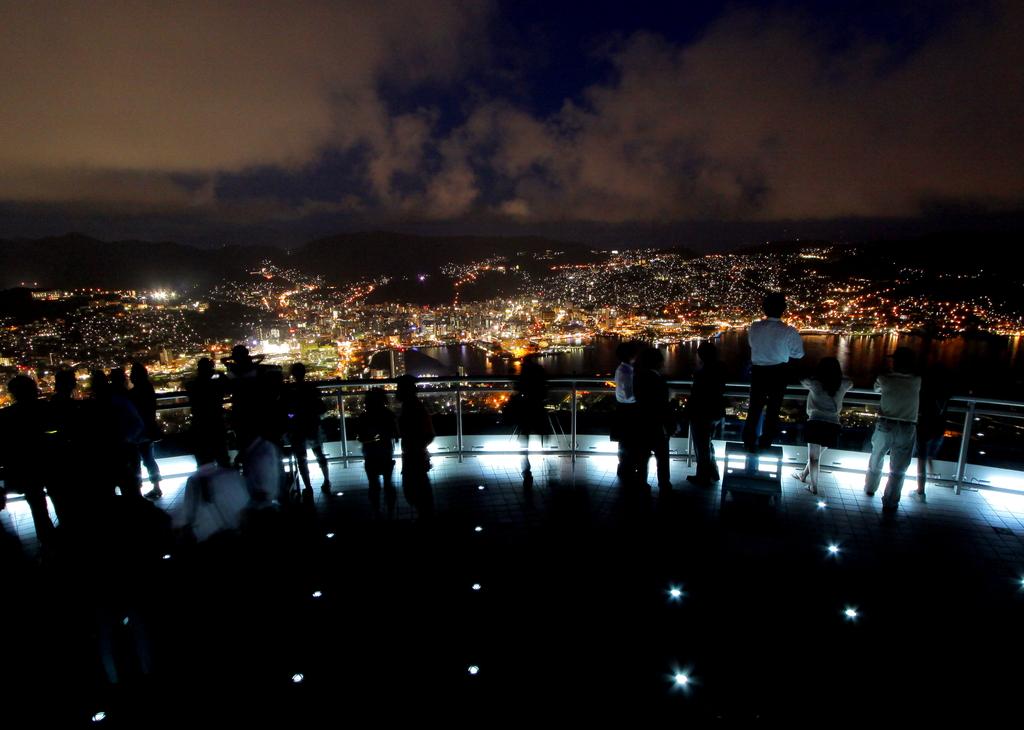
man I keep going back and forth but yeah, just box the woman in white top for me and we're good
[795,357,853,495]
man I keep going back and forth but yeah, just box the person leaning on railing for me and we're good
[865,348,922,514]
[795,357,853,496]
[743,292,805,452]
[686,341,727,487]
[613,341,643,480]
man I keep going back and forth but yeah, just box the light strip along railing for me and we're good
[153,376,1024,495]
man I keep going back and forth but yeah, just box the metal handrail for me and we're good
[150,375,1024,494]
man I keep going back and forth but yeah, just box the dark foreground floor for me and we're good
[3,454,1023,725]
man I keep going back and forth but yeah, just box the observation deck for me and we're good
[2,377,1023,724]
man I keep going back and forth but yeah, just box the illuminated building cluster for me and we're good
[2,243,1022,401]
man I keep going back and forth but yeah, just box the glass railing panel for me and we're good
[574,387,618,455]
[960,407,1024,492]
[152,405,195,458]
[459,384,517,452]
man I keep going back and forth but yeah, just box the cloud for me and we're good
[472,1,1024,222]
[0,0,490,203]
[1,1,1022,227]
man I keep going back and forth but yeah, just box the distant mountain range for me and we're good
[0,231,594,291]
[0,230,1015,292]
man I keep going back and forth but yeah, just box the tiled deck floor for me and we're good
[5,451,1024,574]
[3,451,1023,725]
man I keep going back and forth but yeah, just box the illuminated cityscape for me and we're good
[2,242,1021,405]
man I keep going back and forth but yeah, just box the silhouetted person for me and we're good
[87,369,121,497]
[633,347,673,492]
[0,376,55,541]
[186,358,230,468]
[221,345,265,457]
[285,362,331,496]
[396,374,434,519]
[130,362,164,500]
[743,292,804,451]
[109,367,146,498]
[358,389,398,517]
[613,341,642,479]
[686,341,727,487]
[42,367,82,524]
[514,355,548,480]
[865,347,921,515]
[916,364,952,502]
[257,365,289,447]
[795,357,852,495]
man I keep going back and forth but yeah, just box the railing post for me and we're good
[338,391,349,459]
[954,400,975,495]
[569,380,577,460]
[456,381,464,462]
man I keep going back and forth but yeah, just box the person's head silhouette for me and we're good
[196,357,214,379]
[697,340,718,365]
[396,374,418,403]
[7,375,38,403]
[763,292,786,318]
[891,347,916,375]
[365,388,389,411]
[130,361,149,386]
[55,368,76,398]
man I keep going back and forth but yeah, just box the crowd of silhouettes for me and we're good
[0,311,964,546]
[604,290,950,514]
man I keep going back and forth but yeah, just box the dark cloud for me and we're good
[0,0,490,206]
[474,1,1024,222]
[1,0,1021,234]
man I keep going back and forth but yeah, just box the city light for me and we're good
[827,544,840,555]
[468,665,480,675]
[844,607,859,621]
[291,673,304,683]
[667,586,684,602]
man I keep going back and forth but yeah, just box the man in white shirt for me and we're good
[613,341,642,479]
[865,348,922,514]
[743,292,805,451]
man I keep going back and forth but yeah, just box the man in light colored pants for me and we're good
[865,418,917,510]
[865,348,922,514]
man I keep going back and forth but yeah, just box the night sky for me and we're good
[1,0,1022,248]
